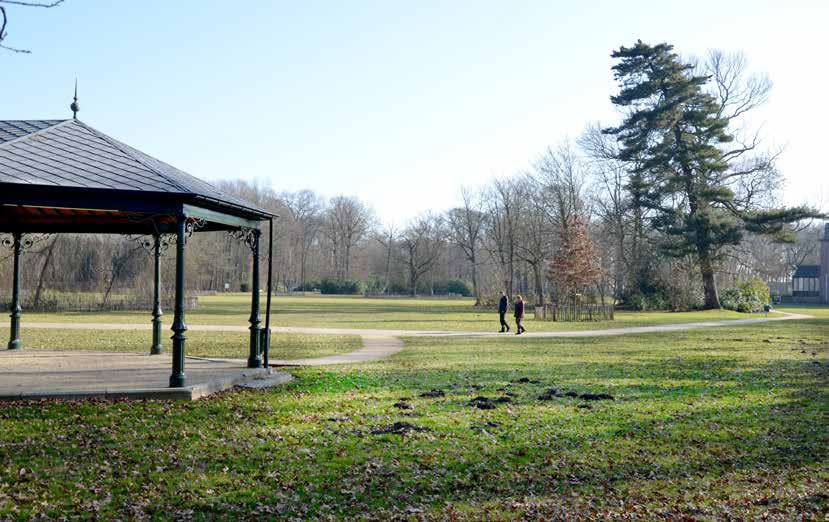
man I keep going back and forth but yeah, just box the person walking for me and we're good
[514,295,526,335]
[498,291,510,333]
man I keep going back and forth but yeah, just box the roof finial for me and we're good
[70,79,79,119]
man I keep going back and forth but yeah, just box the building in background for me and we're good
[790,223,829,304]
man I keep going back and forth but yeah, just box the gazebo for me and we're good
[0,110,276,388]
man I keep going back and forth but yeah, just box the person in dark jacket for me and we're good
[498,291,510,333]
[514,295,526,335]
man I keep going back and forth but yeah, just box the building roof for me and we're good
[793,265,820,278]
[0,120,66,144]
[0,119,273,221]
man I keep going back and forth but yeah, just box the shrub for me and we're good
[445,278,472,297]
[363,276,387,295]
[625,292,667,311]
[387,281,410,295]
[720,278,770,313]
[627,293,647,311]
[318,277,363,295]
[296,279,320,292]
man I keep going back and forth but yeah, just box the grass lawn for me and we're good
[0,310,826,519]
[22,293,757,332]
[0,328,361,360]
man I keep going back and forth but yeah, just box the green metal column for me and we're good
[7,233,22,350]
[169,217,187,387]
[150,234,163,355]
[247,229,262,368]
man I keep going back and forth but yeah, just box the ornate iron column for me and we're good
[248,229,262,368]
[7,233,22,350]
[169,216,188,388]
[123,218,174,356]
[150,234,163,355]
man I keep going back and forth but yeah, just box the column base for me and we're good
[169,373,186,388]
[248,325,261,368]
[7,339,21,350]
[150,345,163,355]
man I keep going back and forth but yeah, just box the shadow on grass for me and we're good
[1,345,825,519]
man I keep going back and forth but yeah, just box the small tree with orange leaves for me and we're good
[546,216,602,304]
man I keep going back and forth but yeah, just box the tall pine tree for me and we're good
[605,41,818,309]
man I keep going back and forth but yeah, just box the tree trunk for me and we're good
[699,252,720,309]
[344,244,351,278]
[532,263,544,306]
[470,251,480,306]
[102,272,116,308]
[33,236,58,308]
[409,266,417,297]
[408,252,418,297]
[384,247,392,295]
[300,246,310,294]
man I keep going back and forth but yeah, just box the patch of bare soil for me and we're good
[370,422,431,435]
[467,396,497,410]
[512,377,542,384]
[537,388,562,401]
[579,393,614,401]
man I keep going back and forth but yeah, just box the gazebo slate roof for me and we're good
[0,119,273,234]
[0,119,276,389]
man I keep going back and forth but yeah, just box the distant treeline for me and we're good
[1,42,825,311]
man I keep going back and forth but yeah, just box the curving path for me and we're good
[20,311,810,366]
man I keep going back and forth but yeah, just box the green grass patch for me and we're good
[23,293,755,331]
[0,328,361,360]
[0,313,826,519]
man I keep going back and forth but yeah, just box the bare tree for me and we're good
[324,196,373,279]
[446,187,485,305]
[0,0,65,53]
[702,50,784,213]
[399,213,446,297]
[784,225,823,272]
[482,177,522,297]
[32,235,58,307]
[513,178,555,305]
[534,141,587,233]
[580,123,650,298]
[375,222,398,295]
[282,190,324,292]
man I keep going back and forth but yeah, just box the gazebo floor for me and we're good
[0,349,290,401]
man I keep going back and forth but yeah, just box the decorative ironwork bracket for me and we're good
[228,227,259,252]
[185,217,207,240]
[123,212,177,236]
[123,233,176,257]
[0,233,52,253]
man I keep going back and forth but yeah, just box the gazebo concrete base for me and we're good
[0,350,291,401]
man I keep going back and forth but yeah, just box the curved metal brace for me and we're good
[0,233,52,253]
[185,217,206,240]
[123,212,177,236]
[123,233,176,257]
[228,227,259,252]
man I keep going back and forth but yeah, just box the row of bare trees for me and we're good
[1,135,822,311]
[2,43,825,309]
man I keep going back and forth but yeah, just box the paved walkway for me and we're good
[0,350,288,401]
[0,312,810,401]
[269,336,405,366]
[19,311,810,366]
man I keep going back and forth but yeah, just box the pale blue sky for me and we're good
[3,1,827,222]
